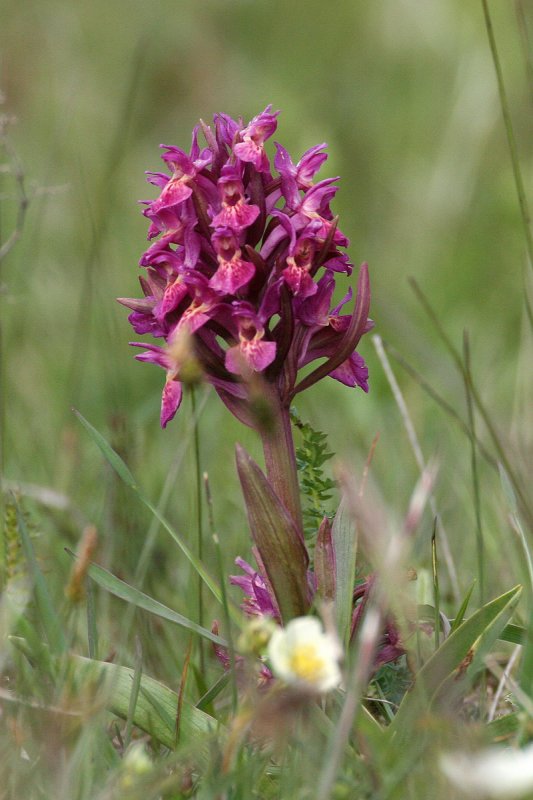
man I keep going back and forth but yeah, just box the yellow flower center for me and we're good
[289,644,325,683]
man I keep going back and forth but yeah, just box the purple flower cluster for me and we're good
[119,106,372,428]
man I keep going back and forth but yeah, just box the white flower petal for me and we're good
[267,616,342,693]
[440,745,533,799]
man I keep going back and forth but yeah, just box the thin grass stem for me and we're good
[315,603,382,800]
[512,511,533,596]
[191,386,205,676]
[409,279,533,533]
[431,523,440,651]
[0,125,29,572]
[463,332,485,605]
[373,334,460,601]
[515,0,533,107]
[485,654,533,719]
[86,576,98,659]
[487,643,521,722]
[204,472,238,715]
[381,339,497,469]
[67,41,146,400]
[481,0,533,272]
[124,636,143,749]
[121,388,210,646]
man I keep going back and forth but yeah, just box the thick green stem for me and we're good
[259,392,303,536]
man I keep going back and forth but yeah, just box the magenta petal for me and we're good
[211,201,260,231]
[178,308,211,334]
[128,311,165,337]
[324,253,353,275]
[274,142,294,177]
[230,557,280,619]
[297,272,335,326]
[225,345,245,375]
[234,139,269,172]
[130,342,170,369]
[300,178,338,214]
[282,265,318,299]
[209,258,255,294]
[161,377,183,427]
[145,171,169,188]
[214,112,241,148]
[150,180,193,214]
[156,278,189,320]
[329,351,369,391]
[226,338,276,374]
[297,144,328,185]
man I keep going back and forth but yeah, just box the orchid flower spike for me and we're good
[119,107,372,428]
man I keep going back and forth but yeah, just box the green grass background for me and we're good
[2,0,532,670]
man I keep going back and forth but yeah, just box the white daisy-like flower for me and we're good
[267,616,343,693]
[440,744,533,799]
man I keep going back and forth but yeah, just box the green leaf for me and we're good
[124,637,143,748]
[13,497,66,654]
[236,444,309,622]
[196,671,231,712]
[499,622,526,645]
[67,653,217,754]
[332,497,357,648]
[86,561,228,646]
[73,409,138,489]
[450,580,476,633]
[74,411,229,614]
[315,517,335,601]
[487,711,521,742]
[388,585,522,741]
[10,635,218,754]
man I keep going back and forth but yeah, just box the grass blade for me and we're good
[196,671,231,712]
[74,410,229,611]
[124,636,143,748]
[73,409,137,489]
[463,332,485,604]
[85,560,228,647]
[431,524,440,651]
[450,580,476,633]
[86,575,98,658]
[206,467,238,713]
[499,622,526,645]
[409,280,533,533]
[14,496,66,654]
[481,0,533,271]
[68,653,218,754]
[388,585,522,740]
[331,497,358,648]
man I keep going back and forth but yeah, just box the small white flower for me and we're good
[237,614,277,655]
[119,743,152,791]
[267,616,342,693]
[440,744,533,799]
[122,742,152,775]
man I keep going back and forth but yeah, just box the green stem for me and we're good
[191,386,205,675]
[481,0,533,269]
[463,332,485,606]
[259,391,303,536]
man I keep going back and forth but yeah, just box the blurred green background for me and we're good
[1,0,532,654]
